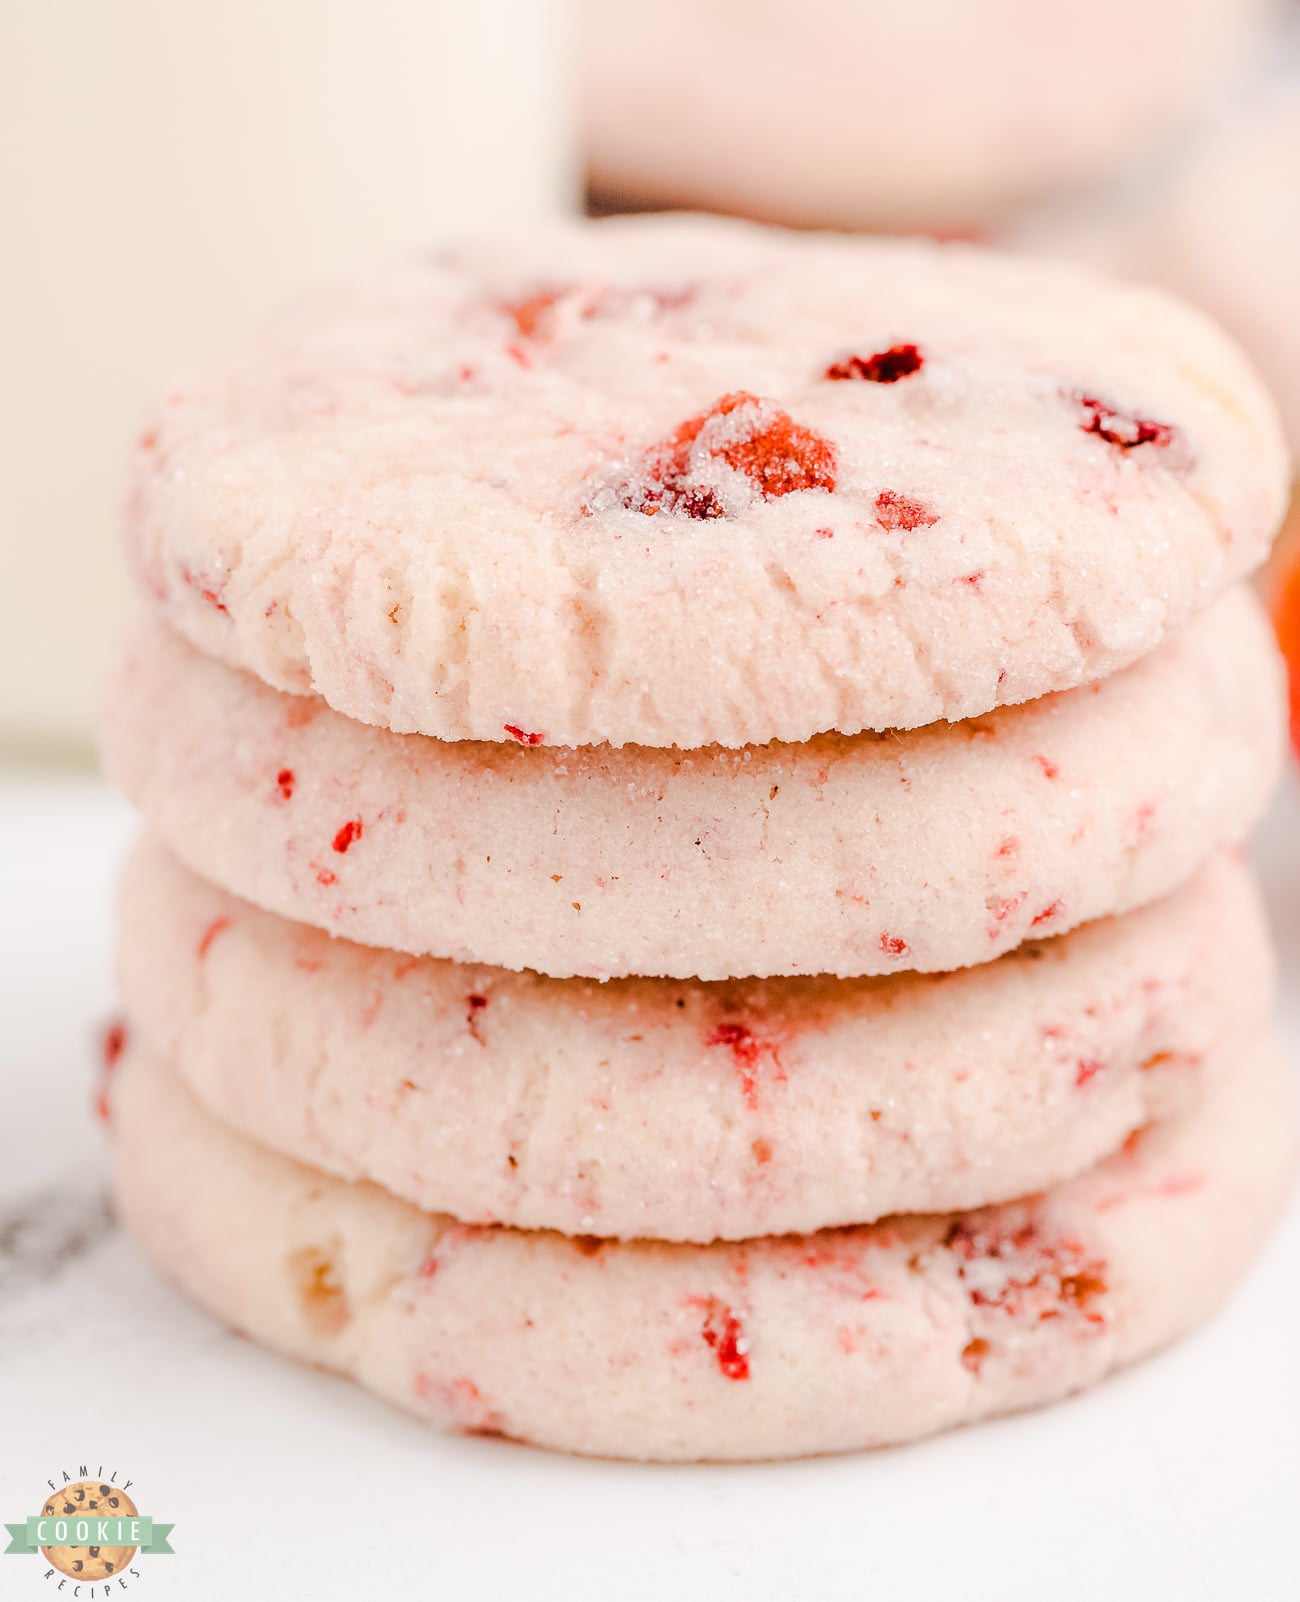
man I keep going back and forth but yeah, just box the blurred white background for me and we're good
[0,0,576,755]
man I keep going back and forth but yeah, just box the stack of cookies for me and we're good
[99,218,1296,1461]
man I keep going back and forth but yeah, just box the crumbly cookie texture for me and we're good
[120,843,1271,1241]
[110,1036,1297,1462]
[123,217,1287,749]
[100,588,1283,979]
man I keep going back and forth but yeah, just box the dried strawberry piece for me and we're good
[961,1337,990,1374]
[944,1211,1108,1325]
[503,289,566,338]
[332,819,363,854]
[825,343,923,383]
[618,392,836,519]
[710,398,836,497]
[1076,393,1176,450]
[95,1020,128,1123]
[466,992,489,1045]
[706,1021,763,1065]
[102,1020,128,1068]
[875,490,937,531]
[699,1297,751,1381]
[180,566,230,615]
[705,1020,783,1110]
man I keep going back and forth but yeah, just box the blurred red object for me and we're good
[1267,496,1300,754]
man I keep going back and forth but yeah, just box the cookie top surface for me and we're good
[125,216,1288,748]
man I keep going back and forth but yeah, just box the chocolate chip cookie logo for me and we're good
[4,1468,174,1592]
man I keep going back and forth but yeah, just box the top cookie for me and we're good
[125,216,1287,749]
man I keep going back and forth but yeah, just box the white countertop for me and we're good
[2,769,1297,1602]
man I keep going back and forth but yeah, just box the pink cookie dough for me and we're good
[121,217,1287,750]
[582,1,1277,232]
[109,1035,1297,1461]
[100,589,1283,980]
[120,842,1273,1242]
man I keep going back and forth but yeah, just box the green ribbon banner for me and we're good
[4,1517,175,1555]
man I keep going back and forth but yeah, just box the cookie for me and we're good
[100,589,1283,980]
[38,1482,138,1581]
[121,216,1287,750]
[583,1,1275,232]
[109,1035,1297,1461]
[120,841,1272,1241]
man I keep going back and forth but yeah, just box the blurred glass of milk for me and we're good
[1,1,577,758]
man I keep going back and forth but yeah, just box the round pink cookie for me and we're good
[100,590,1283,981]
[122,217,1287,750]
[583,1,1277,233]
[109,1036,1297,1461]
[120,842,1273,1241]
